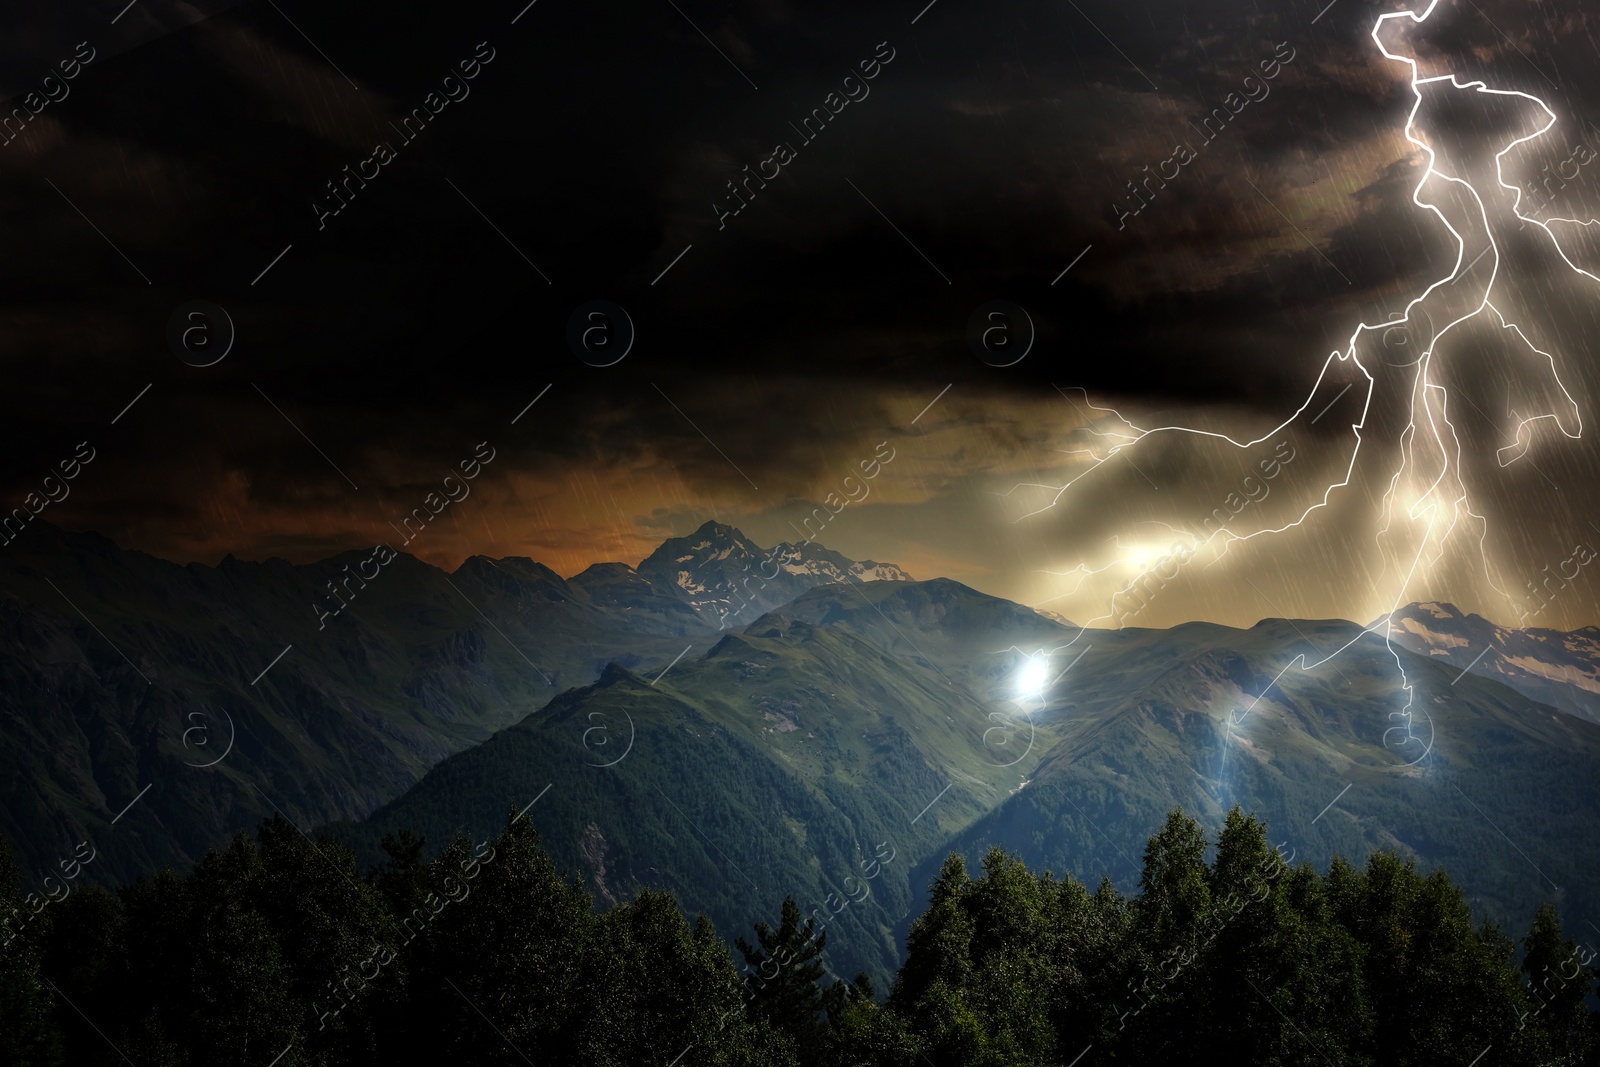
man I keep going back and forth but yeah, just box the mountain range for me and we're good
[3,519,1599,991]
[0,520,905,886]
[1384,600,1600,723]
[332,574,1600,987]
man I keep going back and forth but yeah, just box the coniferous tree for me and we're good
[1116,808,1211,1060]
[736,896,829,1057]
[3,806,1595,1067]
[890,853,973,1014]
[1514,901,1599,1064]
[1136,808,1211,950]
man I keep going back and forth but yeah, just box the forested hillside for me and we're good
[3,807,1593,1066]
[0,520,906,884]
[335,578,1600,993]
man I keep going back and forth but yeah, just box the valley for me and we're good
[3,519,1598,993]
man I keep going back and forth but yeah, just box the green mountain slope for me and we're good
[336,578,1600,991]
[0,521,906,890]
[917,616,1600,951]
[332,616,1050,989]
[9,519,1600,998]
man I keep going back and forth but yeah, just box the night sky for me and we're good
[5,0,1600,630]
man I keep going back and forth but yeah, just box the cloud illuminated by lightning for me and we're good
[1015,0,1598,766]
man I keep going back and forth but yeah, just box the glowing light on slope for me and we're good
[1016,653,1050,698]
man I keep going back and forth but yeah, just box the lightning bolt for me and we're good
[1015,0,1599,767]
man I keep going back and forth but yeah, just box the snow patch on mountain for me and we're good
[850,561,913,582]
[1396,616,1472,648]
[1385,602,1600,724]
[632,521,913,627]
[1496,654,1600,694]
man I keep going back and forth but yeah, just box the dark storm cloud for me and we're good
[0,1,250,99]
[4,0,1600,632]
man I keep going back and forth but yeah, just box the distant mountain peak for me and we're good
[576,562,638,578]
[1032,607,1076,627]
[633,521,911,626]
[1384,601,1600,724]
[768,539,915,584]
[596,662,644,686]
[690,519,743,541]
[1370,601,1473,630]
[1410,601,1466,620]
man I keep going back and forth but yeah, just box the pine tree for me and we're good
[3,806,1593,1067]
[1514,901,1599,1064]
[736,896,829,1058]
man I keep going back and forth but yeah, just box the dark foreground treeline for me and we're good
[1,807,1596,1066]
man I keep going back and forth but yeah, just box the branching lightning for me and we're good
[1018,0,1599,767]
